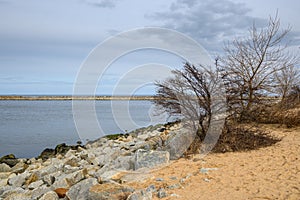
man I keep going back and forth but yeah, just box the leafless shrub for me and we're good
[153,62,219,139]
[220,14,297,121]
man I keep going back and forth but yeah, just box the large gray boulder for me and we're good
[66,178,98,200]
[163,127,196,160]
[134,150,169,170]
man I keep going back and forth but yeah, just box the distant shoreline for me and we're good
[0,95,158,101]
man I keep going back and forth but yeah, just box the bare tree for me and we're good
[274,64,300,100]
[221,14,297,120]
[154,63,216,138]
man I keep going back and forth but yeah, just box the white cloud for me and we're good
[83,0,119,8]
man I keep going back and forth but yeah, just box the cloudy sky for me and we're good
[0,0,299,95]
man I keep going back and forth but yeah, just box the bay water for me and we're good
[0,100,167,158]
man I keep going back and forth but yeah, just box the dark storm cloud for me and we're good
[83,0,119,8]
[148,0,267,52]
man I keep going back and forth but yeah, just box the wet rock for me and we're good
[127,189,152,200]
[0,154,19,167]
[38,148,55,161]
[39,191,59,200]
[134,150,169,170]
[66,178,98,200]
[0,163,11,173]
[89,183,134,200]
[38,143,84,161]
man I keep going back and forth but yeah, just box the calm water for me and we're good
[0,100,167,158]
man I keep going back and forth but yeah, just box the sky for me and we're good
[0,0,299,95]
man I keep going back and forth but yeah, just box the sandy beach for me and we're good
[124,124,300,200]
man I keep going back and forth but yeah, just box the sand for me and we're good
[125,125,300,200]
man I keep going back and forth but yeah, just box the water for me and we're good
[0,100,167,158]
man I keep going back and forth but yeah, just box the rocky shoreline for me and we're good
[0,121,191,200]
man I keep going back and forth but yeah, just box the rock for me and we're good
[127,189,152,200]
[11,162,28,174]
[167,183,181,190]
[28,180,44,190]
[0,154,19,167]
[38,143,83,161]
[163,127,196,160]
[55,143,72,155]
[134,150,169,170]
[1,187,25,199]
[25,173,39,186]
[31,185,51,199]
[39,191,59,200]
[63,165,80,174]
[155,178,164,182]
[64,158,80,168]
[0,185,13,196]
[111,156,134,170]
[51,169,87,189]
[66,178,98,200]
[3,192,32,200]
[0,178,8,187]
[199,168,218,174]
[37,165,60,177]
[64,149,77,158]
[38,148,55,161]
[157,188,167,198]
[8,171,29,187]
[0,172,12,179]
[98,170,124,183]
[146,185,156,193]
[43,172,60,186]
[120,171,150,184]
[7,173,16,179]
[0,163,11,172]
[89,183,134,200]
[54,188,68,198]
